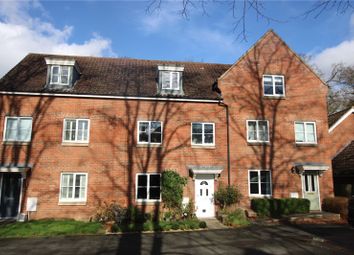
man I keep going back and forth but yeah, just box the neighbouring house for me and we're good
[0,30,334,221]
[328,106,354,197]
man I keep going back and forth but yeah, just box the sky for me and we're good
[0,0,354,79]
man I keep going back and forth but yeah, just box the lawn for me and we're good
[0,220,104,238]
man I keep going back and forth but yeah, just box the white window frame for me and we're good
[137,121,163,145]
[3,116,33,142]
[294,121,317,144]
[62,118,90,144]
[262,75,285,97]
[246,120,270,143]
[248,170,272,197]
[161,71,180,90]
[50,65,71,86]
[191,122,215,146]
[135,173,161,202]
[59,172,88,203]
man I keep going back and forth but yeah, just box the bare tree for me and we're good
[147,0,354,41]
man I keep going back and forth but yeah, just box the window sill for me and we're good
[191,145,216,149]
[295,143,318,147]
[249,194,272,198]
[61,142,89,147]
[58,201,87,206]
[136,200,161,205]
[263,95,286,100]
[136,143,162,148]
[247,141,270,146]
[2,141,31,146]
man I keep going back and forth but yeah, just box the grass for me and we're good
[0,219,104,238]
[223,209,250,227]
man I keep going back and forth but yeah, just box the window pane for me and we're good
[80,188,86,199]
[307,133,315,142]
[260,171,270,182]
[306,123,315,142]
[171,72,179,89]
[139,122,149,132]
[261,183,271,195]
[139,122,149,142]
[192,134,203,144]
[61,187,68,199]
[5,118,18,140]
[204,124,213,134]
[149,174,160,186]
[52,66,59,74]
[18,118,32,141]
[77,120,88,141]
[264,85,273,95]
[274,76,283,85]
[204,134,213,144]
[248,121,257,141]
[161,71,170,89]
[68,175,74,187]
[250,183,259,194]
[258,121,268,141]
[149,187,160,199]
[275,85,283,95]
[138,175,147,186]
[74,187,80,198]
[139,133,149,143]
[249,171,259,183]
[150,133,161,143]
[137,187,147,199]
[151,122,161,133]
[192,123,202,134]
[295,123,305,142]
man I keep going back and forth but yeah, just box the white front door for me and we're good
[195,177,214,218]
[302,173,321,211]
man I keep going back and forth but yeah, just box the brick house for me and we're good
[0,30,334,220]
[328,106,354,197]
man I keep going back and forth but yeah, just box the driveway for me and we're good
[0,224,353,255]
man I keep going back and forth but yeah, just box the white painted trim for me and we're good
[329,107,354,133]
[62,118,90,144]
[158,65,184,72]
[246,120,270,143]
[135,173,161,203]
[137,121,163,145]
[50,65,70,86]
[248,169,272,197]
[262,74,286,97]
[0,91,220,103]
[18,177,24,217]
[294,121,317,144]
[3,116,33,142]
[191,122,215,146]
[59,172,88,203]
[45,58,76,66]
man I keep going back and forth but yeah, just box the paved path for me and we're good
[0,224,353,255]
[204,218,228,230]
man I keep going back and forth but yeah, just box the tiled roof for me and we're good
[333,141,354,177]
[328,107,352,127]
[0,53,231,100]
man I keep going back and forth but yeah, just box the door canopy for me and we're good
[0,164,31,178]
[188,165,223,180]
[292,162,329,175]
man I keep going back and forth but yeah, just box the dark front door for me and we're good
[0,173,22,218]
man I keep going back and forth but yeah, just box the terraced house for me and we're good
[0,30,334,220]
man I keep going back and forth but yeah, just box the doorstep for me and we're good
[202,218,228,230]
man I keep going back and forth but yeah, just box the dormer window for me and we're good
[158,65,184,95]
[45,57,79,88]
[50,65,70,85]
[161,71,180,90]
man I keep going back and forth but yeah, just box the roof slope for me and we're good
[333,141,354,177]
[328,107,353,127]
[0,54,231,99]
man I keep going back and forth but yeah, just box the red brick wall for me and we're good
[329,113,354,158]
[219,31,333,207]
[0,32,334,220]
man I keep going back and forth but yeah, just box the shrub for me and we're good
[171,221,180,230]
[224,209,249,227]
[182,200,196,219]
[143,220,154,231]
[251,198,310,218]
[199,221,207,229]
[322,197,349,219]
[214,184,242,209]
[161,170,187,211]
[94,202,127,223]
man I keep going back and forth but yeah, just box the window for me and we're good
[191,122,215,146]
[50,65,71,85]
[249,170,272,196]
[247,120,269,143]
[3,117,32,142]
[59,173,87,202]
[161,71,180,90]
[295,122,317,144]
[138,121,162,144]
[263,75,285,96]
[136,173,161,202]
[63,119,90,143]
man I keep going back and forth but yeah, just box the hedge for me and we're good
[322,197,348,220]
[251,198,310,218]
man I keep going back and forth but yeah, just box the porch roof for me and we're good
[0,164,32,173]
[188,165,223,177]
[293,162,329,174]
